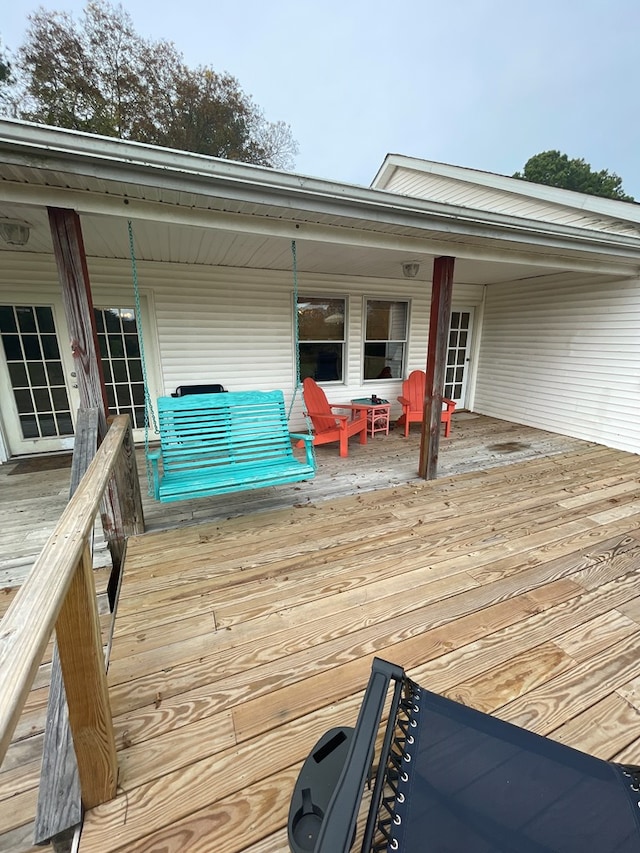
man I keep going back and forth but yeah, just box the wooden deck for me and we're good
[2,416,640,852]
[0,414,590,586]
[76,440,640,851]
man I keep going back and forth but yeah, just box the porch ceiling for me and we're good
[0,201,626,288]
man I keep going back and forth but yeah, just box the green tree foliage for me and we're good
[8,1,298,168]
[514,150,634,202]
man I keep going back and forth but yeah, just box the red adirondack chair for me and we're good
[299,377,367,457]
[396,370,456,438]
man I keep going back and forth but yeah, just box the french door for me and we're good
[94,306,148,435]
[444,309,474,407]
[1,299,157,457]
[0,302,79,455]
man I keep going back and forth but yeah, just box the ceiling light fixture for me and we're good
[0,219,31,246]
[402,261,420,278]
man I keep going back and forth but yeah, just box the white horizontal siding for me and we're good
[0,252,60,290]
[384,169,640,237]
[0,253,471,432]
[474,277,640,453]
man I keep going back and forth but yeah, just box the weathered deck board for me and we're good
[72,439,640,853]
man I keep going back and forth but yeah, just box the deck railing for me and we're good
[0,414,144,811]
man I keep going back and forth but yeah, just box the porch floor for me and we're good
[76,438,640,851]
[2,416,640,851]
[0,413,591,586]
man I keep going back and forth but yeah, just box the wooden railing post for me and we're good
[54,544,118,808]
[106,418,145,608]
[120,418,145,537]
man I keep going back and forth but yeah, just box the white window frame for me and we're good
[296,294,347,384]
[362,298,410,382]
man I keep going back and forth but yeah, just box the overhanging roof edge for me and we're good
[1,120,640,262]
[374,153,640,222]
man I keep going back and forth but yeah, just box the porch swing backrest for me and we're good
[147,391,315,502]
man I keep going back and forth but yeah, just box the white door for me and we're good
[445,308,474,408]
[0,301,80,455]
[0,299,158,458]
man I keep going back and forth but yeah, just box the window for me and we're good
[297,296,345,382]
[94,307,145,428]
[363,299,408,380]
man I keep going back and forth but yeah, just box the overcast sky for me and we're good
[3,1,640,197]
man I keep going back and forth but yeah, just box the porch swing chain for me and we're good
[288,239,302,418]
[127,219,159,497]
[126,228,312,493]
[288,240,315,449]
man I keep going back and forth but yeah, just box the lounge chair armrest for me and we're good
[314,658,405,853]
[329,404,367,424]
[328,403,362,413]
[397,395,411,406]
[442,397,456,412]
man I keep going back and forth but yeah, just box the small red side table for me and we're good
[350,398,391,437]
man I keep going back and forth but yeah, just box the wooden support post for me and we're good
[48,207,109,439]
[55,542,118,809]
[120,418,145,537]
[419,256,455,480]
[48,207,124,602]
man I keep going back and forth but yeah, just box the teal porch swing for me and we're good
[127,221,316,503]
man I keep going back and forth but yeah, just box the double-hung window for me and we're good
[297,296,345,382]
[363,299,408,380]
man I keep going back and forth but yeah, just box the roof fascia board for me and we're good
[376,153,640,223]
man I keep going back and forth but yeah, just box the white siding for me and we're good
[88,261,483,427]
[383,168,640,237]
[3,251,638,453]
[474,277,640,454]
[0,252,478,436]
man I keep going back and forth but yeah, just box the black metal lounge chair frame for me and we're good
[289,657,640,853]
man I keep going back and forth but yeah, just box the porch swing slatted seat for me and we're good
[148,391,314,502]
[127,224,315,502]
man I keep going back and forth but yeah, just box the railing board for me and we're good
[34,407,99,848]
[33,645,81,844]
[56,543,117,807]
[0,416,130,762]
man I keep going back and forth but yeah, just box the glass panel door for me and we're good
[94,307,146,432]
[0,304,77,454]
[444,309,474,406]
